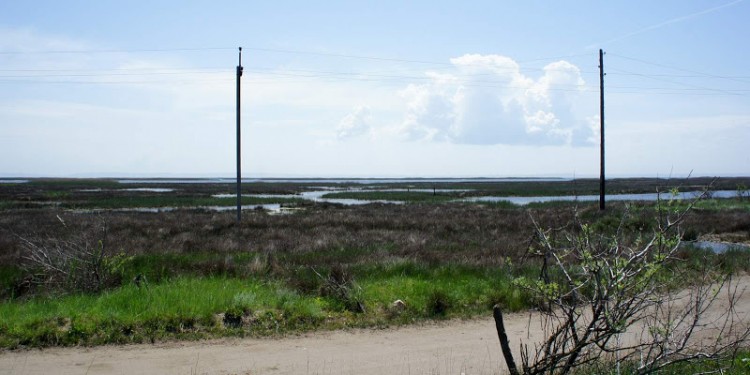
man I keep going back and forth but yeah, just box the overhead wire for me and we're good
[0,46,746,96]
[608,67,746,96]
[608,52,750,84]
[0,45,589,66]
[0,47,235,55]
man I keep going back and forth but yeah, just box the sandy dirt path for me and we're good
[0,316,516,375]
[2,277,749,375]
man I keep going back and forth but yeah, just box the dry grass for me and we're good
[1,200,748,268]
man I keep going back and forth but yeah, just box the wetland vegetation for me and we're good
[0,177,749,351]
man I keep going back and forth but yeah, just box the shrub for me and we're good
[18,221,130,294]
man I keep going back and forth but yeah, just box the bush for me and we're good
[18,221,130,295]
[500,199,750,375]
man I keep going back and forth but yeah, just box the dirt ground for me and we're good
[0,316,513,375]
[2,277,749,375]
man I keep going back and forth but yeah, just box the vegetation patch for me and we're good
[0,264,533,348]
[321,191,460,203]
[1,177,750,355]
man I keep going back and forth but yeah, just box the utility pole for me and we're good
[236,47,243,223]
[599,49,606,211]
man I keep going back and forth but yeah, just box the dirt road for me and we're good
[2,277,749,375]
[0,316,515,375]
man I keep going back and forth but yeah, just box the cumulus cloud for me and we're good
[397,54,594,146]
[336,106,373,139]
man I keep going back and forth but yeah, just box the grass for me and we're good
[0,260,533,348]
[571,351,750,374]
[0,265,23,298]
[0,277,322,347]
[687,197,750,211]
[6,242,747,349]
[320,191,461,203]
[0,195,304,210]
[27,179,122,189]
[1,178,749,350]
[410,177,750,197]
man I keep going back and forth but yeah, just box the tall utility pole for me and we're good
[599,49,606,211]
[236,47,243,223]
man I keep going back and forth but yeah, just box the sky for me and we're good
[0,1,748,178]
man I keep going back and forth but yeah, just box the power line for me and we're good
[0,71,231,78]
[3,45,746,85]
[608,52,750,84]
[3,71,745,96]
[0,46,745,96]
[0,67,230,72]
[0,78,234,85]
[608,71,750,80]
[608,67,746,96]
[0,45,593,70]
[0,47,235,55]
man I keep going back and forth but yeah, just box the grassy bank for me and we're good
[0,260,531,348]
[2,241,749,349]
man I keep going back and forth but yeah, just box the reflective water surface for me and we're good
[683,241,750,254]
[462,190,738,205]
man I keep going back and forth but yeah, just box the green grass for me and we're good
[115,252,254,283]
[2,196,304,210]
[0,277,327,347]
[0,197,305,211]
[2,218,748,349]
[27,179,122,189]
[0,265,23,298]
[571,351,750,374]
[689,197,750,211]
[356,262,531,317]
[0,260,532,348]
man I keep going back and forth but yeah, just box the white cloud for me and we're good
[336,106,373,139]
[3,27,745,178]
[396,54,593,146]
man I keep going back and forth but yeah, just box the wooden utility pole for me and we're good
[599,49,606,211]
[236,47,243,223]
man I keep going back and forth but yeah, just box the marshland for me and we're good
[0,176,748,357]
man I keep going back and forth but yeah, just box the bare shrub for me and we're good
[498,199,750,375]
[17,220,128,294]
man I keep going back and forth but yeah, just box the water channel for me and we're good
[205,188,743,210]
[680,241,750,254]
[462,190,738,205]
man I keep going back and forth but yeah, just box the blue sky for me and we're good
[1,1,748,178]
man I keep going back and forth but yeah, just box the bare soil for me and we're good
[3,276,749,375]
[5,316,512,375]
